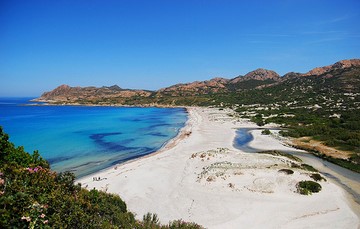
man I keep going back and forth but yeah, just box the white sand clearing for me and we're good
[78,107,359,229]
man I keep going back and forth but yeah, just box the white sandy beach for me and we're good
[78,107,359,228]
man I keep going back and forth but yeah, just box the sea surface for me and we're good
[0,98,187,177]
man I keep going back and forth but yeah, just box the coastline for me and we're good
[28,99,187,108]
[77,107,359,228]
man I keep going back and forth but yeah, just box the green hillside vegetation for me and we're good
[227,69,360,171]
[0,127,203,228]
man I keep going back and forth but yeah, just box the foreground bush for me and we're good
[0,127,203,228]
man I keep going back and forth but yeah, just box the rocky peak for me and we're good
[44,84,71,96]
[158,77,229,96]
[107,85,122,91]
[283,72,302,78]
[208,77,229,84]
[230,68,280,84]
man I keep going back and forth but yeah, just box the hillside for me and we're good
[35,59,360,106]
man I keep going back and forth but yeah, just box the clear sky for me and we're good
[1,0,359,96]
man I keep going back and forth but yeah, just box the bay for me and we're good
[0,98,187,178]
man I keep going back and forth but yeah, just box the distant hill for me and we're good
[35,59,360,106]
[34,84,152,105]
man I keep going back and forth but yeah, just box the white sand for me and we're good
[78,107,359,228]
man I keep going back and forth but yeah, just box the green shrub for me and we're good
[261,129,271,135]
[142,213,160,228]
[296,180,322,195]
[167,220,204,229]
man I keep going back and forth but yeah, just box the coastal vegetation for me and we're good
[0,127,203,228]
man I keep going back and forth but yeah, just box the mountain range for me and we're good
[35,59,360,106]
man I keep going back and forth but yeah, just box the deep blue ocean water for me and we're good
[0,98,187,177]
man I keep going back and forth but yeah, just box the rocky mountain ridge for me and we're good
[303,59,360,76]
[35,59,360,104]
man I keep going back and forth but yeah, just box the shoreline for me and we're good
[77,107,359,228]
[27,99,188,108]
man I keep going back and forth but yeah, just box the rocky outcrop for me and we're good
[158,77,229,96]
[35,84,152,103]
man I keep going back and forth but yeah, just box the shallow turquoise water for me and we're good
[0,98,187,177]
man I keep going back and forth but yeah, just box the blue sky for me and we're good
[1,0,359,96]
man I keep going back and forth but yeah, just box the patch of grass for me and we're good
[310,173,327,182]
[296,180,322,195]
[258,150,302,162]
[300,163,318,172]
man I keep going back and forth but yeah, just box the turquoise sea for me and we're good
[0,98,187,177]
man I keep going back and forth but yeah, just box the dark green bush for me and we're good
[296,180,322,195]
[261,129,271,135]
